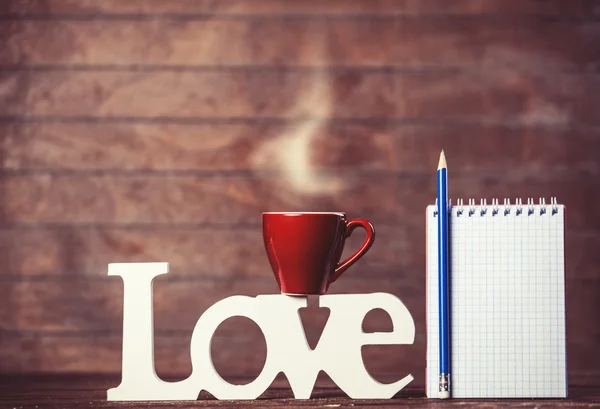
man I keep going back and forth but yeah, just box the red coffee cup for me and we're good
[262,212,375,295]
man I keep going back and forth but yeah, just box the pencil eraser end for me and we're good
[439,391,450,399]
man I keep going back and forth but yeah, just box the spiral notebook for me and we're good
[426,198,567,398]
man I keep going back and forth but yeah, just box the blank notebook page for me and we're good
[426,203,567,398]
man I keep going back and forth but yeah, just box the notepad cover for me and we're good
[425,203,567,398]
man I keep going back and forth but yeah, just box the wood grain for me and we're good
[0,0,598,382]
[2,374,600,408]
[2,19,598,69]
[1,277,597,352]
[0,332,423,382]
[1,123,599,173]
[2,277,597,375]
[0,227,594,279]
[3,334,598,385]
[0,172,596,229]
[2,0,598,17]
[0,224,425,278]
[0,293,598,377]
[0,71,597,124]
[566,277,600,342]
[0,276,425,332]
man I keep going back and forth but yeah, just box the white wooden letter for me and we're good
[107,262,198,400]
[107,263,416,401]
[319,293,415,399]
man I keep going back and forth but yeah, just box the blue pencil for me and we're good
[437,150,451,399]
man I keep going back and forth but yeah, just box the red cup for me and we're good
[262,212,375,295]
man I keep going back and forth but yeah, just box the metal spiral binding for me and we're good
[468,199,476,216]
[433,197,559,216]
[551,197,559,214]
[492,198,499,216]
[456,198,464,216]
[433,197,558,217]
[540,197,546,215]
[528,198,535,215]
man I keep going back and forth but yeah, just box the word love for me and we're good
[107,263,415,401]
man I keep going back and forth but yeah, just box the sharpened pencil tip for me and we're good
[437,150,447,170]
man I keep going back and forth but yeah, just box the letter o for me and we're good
[188,296,278,400]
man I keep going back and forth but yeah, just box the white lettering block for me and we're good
[107,262,415,401]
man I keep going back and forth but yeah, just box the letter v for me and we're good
[297,299,331,350]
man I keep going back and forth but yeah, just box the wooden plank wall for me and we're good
[1,0,599,388]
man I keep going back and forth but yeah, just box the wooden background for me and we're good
[0,0,599,390]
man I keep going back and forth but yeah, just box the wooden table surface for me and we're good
[0,373,598,409]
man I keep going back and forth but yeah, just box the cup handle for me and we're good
[329,219,375,284]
